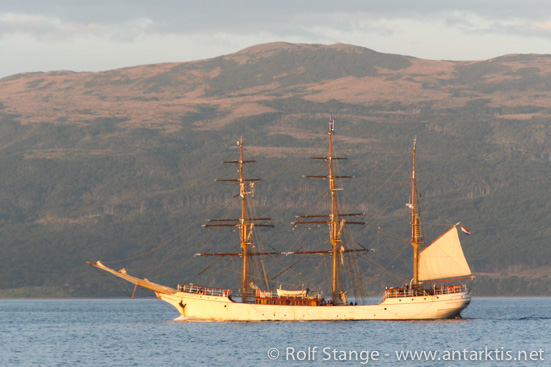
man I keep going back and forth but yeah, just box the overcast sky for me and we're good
[1,0,551,78]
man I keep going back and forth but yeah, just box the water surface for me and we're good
[0,298,548,366]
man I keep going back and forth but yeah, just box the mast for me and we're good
[328,115,342,304]
[410,138,423,287]
[294,113,365,305]
[203,137,272,303]
[237,137,252,302]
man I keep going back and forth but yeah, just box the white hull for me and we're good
[88,259,472,321]
[157,291,471,321]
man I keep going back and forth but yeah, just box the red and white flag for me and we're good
[460,225,471,235]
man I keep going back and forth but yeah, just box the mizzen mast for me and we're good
[294,114,365,305]
[203,137,273,303]
[410,138,424,287]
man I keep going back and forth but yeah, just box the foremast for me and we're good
[410,138,424,287]
[203,137,273,303]
[295,114,365,305]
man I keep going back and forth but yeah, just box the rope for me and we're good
[102,219,201,264]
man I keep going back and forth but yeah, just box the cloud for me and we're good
[2,2,551,42]
[2,1,550,37]
[0,12,155,42]
[0,13,63,36]
[533,21,551,31]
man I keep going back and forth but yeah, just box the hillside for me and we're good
[0,42,550,297]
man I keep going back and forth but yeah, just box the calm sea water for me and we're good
[0,297,548,366]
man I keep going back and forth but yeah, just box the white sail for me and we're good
[418,225,472,282]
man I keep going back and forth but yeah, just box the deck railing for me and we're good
[384,284,467,298]
[177,284,231,297]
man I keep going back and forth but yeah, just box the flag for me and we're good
[329,112,335,134]
[460,225,471,235]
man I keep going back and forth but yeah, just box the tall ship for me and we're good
[88,115,474,321]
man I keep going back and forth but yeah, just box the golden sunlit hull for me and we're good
[157,290,471,321]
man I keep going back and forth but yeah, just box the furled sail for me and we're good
[418,225,472,282]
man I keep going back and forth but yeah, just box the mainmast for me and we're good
[294,114,365,305]
[203,137,273,303]
[410,138,424,287]
[328,115,342,304]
